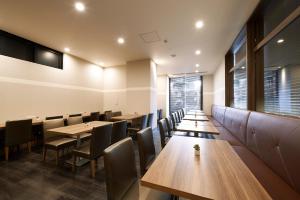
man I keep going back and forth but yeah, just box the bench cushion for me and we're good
[246,112,300,193]
[211,105,226,125]
[234,146,300,200]
[223,107,250,144]
[214,126,243,146]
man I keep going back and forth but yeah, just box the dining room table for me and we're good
[47,121,113,166]
[176,120,219,137]
[110,113,143,121]
[141,136,272,200]
[183,115,209,121]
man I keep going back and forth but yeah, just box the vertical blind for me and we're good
[169,75,202,114]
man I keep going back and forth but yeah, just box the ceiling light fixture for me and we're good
[75,2,85,12]
[277,39,284,44]
[195,50,201,55]
[195,64,200,67]
[64,47,70,52]
[117,37,125,44]
[195,70,199,73]
[195,20,204,29]
[241,66,245,69]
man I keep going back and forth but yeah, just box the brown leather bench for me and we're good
[211,105,300,200]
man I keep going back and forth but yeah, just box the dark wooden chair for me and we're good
[72,124,113,178]
[103,138,169,200]
[111,120,127,144]
[137,127,156,176]
[158,119,169,148]
[90,112,100,121]
[4,119,32,161]
[69,113,82,117]
[127,115,148,138]
[67,116,91,141]
[43,119,76,165]
[46,115,63,120]
[147,113,154,128]
[104,110,113,121]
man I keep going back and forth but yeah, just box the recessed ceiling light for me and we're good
[64,47,70,52]
[195,70,199,73]
[195,50,201,55]
[75,2,85,12]
[277,39,284,44]
[195,64,200,67]
[241,66,245,69]
[278,66,282,69]
[117,37,125,44]
[195,20,204,29]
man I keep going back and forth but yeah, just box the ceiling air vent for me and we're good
[139,31,161,43]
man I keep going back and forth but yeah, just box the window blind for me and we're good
[169,75,202,114]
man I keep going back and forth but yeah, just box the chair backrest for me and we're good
[111,120,127,144]
[112,111,122,117]
[43,118,65,142]
[165,116,174,136]
[171,113,177,130]
[104,138,138,200]
[177,110,182,120]
[140,115,148,130]
[67,116,83,125]
[90,124,113,159]
[157,109,163,121]
[181,108,185,117]
[5,119,32,146]
[45,115,63,120]
[69,113,82,117]
[158,119,168,148]
[176,111,182,122]
[137,127,156,176]
[104,110,113,121]
[147,113,154,128]
[90,112,100,121]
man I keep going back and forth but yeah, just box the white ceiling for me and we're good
[0,0,259,75]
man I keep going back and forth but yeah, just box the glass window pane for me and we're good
[263,0,300,37]
[169,75,202,113]
[262,17,300,116]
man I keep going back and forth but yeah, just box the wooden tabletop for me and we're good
[176,122,219,135]
[47,121,112,136]
[183,115,209,121]
[141,136,271,200]
[179,120,213,126]
[186,112,206,116]
[111,114,143,121]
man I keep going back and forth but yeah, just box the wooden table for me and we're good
[141,136,271,200]
[186,112,206,116]
[48,121,112,166]
[176,121,219,137]
[48,121,112,146]
[111,114,143,121]
[183,115,209,121]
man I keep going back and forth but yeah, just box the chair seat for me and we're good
[73,145,90,158]
[123,181,170,200]
[45,138,76,149]
[70,133,92,140]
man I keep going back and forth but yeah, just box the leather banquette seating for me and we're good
[211,105,300,200]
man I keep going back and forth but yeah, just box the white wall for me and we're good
[157,75,168,117]
[0,54,103,122]
[102,59,158,128]
[213,60,225,106]
[203,75,214,115]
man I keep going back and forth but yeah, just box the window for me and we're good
[232,41,247,109]
[260,16,300,116]
[169,75,202,113]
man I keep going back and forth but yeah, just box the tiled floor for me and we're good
[0,130,163,200]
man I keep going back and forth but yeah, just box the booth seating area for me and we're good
[210,105,300,200]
